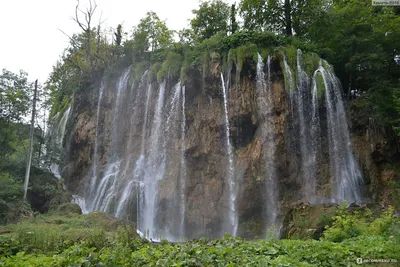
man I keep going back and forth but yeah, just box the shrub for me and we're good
[0,173,23,224]
[157,52,183,83]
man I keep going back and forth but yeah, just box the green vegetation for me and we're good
[0,68,69,225]
[157,52,183,82]
[236,44,258,72]
[0,204,399,266]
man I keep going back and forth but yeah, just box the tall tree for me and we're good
[240,0,328,37]
[132,12,173,53]
[115,24,123,46]
[0,69,30,161]
[190,0,230,41]
[230,3,239,34]
[72,0,97,74]
[23,80,38,200]
[239,0,266,31]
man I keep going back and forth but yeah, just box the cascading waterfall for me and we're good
[87,81,105,197]
[160,82,182,240]
[49,106,71,179]
[309,68,322,203]
[283,56,296,116]
[256,54,279,233]
[114,72,149,219]
[295,49,317,203]
[179,85,186,240]
[87,67,131,212]
[142,82,166,240]
[284,51,363,205]
[319,62,363,204]
[72,195,89,214]
[136,82,152,233]
[61,49,365,241]
[220,73,237,236]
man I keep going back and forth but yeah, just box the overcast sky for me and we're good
[0,0,235,84]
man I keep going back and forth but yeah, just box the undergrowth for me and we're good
[0,203,399,266]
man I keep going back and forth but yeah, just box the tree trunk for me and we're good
[23,80,38,200]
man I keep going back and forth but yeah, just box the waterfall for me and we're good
[49,106,71,179]
[72,195,89,214]
[61,50,365,241]
[136,82,152,234]
[115,154,144,218]
[142,82,166,240]
[87,81,105,197]
[295,49,317,203]
[220,73,237,236]
[309,69,322,203]
[86,67,131,212]
[319,62,363,204]
[283,57,296,116]
[256,54,279,234]
[283,52,363,205]
[114,72,149,219]
[179,85,187,240]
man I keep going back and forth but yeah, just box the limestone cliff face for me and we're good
[59,53,384,240]
[349,99,400,208]
[62,87,97,194]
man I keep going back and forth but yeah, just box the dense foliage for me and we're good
[0,205,399,266]
[0,68,68,224]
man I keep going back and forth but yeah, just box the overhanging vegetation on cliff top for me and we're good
[46,0,399,136]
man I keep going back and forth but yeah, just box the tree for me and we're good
[0,69,30,123]
[115,24,123,46]
[72,0,97,74]
[190,0,230,41]
[0,69,31,161]
[230,3,239,34]
[239,0,267,31]
[239,0,329,37]
[132,12,173,53]
[178,28,195,45]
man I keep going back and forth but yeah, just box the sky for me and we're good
[0,0,235,84]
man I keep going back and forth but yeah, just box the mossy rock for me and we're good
[53,203,82,215]
[149,62,162,82]
[237,44,258,72]
[133,62,148,81]
[315,71,326,100]
[304,52,320,77]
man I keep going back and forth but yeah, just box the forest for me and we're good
[1,0,400,265]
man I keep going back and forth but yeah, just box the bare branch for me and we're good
[58,28,73,42]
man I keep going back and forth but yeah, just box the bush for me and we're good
[157,52,183,83]
[323,202,399,243]
[0,173,23,224]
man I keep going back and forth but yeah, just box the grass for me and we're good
[0,205,399,266]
